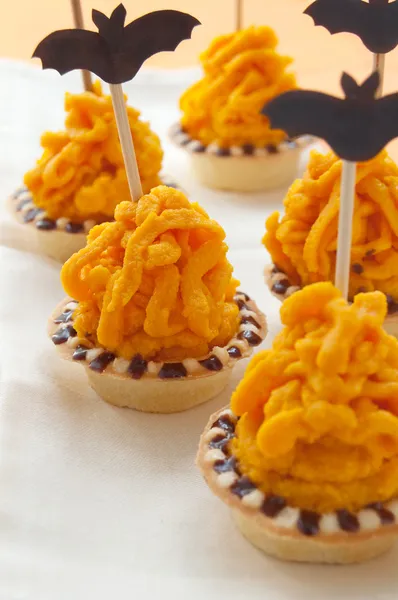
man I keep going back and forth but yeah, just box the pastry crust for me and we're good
[48,296,267,414]
[264,263,398,338]
[197,407,398,564]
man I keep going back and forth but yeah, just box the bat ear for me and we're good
[110,4,127,28]
[92,9,108,32]
[341,72,358,98]
[361,71,380,98]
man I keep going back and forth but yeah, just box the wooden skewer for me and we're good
[110,84,143,202]
[335,160,356,299]
[70,0,93,91]
[236,0,243,32]
[373,53,385,98]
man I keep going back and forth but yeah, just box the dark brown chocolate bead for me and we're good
[192,143,206,153]
[128,354,147,379]
[72,345,89,361]
[241,315,261,329]
[199,355,223,372]
[272,279,290,295]
[215,147,231,157]
[36,218,57,230]
[159,363,187,379]
[213,455,239,474]
[262,495,286,518]
[271,264,282,274]
[230,476,257,498]
[209,433,232,452]
[211,414,236,433]
[336,509,360,533]
[366,502,395,525]
[242,144,255,155]
[23,207,41,223]
[365,248,376,257]
[65,222,84,234]
[179,136,191,146]
[237,292,250,301]
[297,510,320,536]
[352,263,364,274]
[235,298,249,310]
[238,330,262,346]
[16,198,32,211]
[51,325,77,345]
[53,310,74,324]
[227,346,242,359]
[89,352,116,373]
[266,144,278,154]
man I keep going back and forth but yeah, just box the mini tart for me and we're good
[48,292,267,414]
[264,263,398,337]
[197,407,398,564]
[7,175,182,263]
[170,124,313,193]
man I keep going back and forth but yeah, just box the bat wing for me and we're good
[119,10,200,80]
[262,90,342,142]
[373,94,398,154]
[33,29,112,80]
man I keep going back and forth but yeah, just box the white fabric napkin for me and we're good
[1,60,396,600]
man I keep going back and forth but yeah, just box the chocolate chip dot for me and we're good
[211,414,236,433]
[297,510,320,536]
[72,345,89,361]
[192,143,206,153]
[36,217,57,231]
[266,144,278,154]
[65,222,85,234]
[237,292,250,301]
[89,352,115,373]
[366,502,395,526]
[128,354,147,379]
[53,310,74,324]
[199,355,223,372]
[240,315,261,329]
[271,264,282,274]
[159,363,187,379]
[215,147,231,157]
[227,346,242,359]
[336,509,360,533]
[230,476,257,498]
[209,433,232,452]
[51,325,77,345]
[213,455,240,474]
[352,263,364,274]
[262,495,286,518]
[23,208,41,223]
[272,279,290,295]
[238,330,262,346]
[365,248,376,257]
[236,298,249,310]
[242,144,255,155]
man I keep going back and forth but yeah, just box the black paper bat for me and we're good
[305,0,398,54]
[261,71,398,162]
[33,4,201,84]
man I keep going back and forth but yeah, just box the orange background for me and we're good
[2,0,398,154]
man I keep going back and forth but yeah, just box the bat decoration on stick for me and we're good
[262,70,398,299]
[33,4,201,202]
[304,0,395,96]
[262,71,398,162]
[304,0,398,54]
[70,0,92,91]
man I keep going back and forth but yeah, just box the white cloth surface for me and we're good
[1,60,397,600]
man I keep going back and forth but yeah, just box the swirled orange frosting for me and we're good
[231,282,398,513]
[264,150,398,301]
[179,26,297,148]
[61,185,239,360]
[24,81,163,223]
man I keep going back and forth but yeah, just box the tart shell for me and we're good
[48,293,267,414]
[197,407,398,564]
[264,263,398,338]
